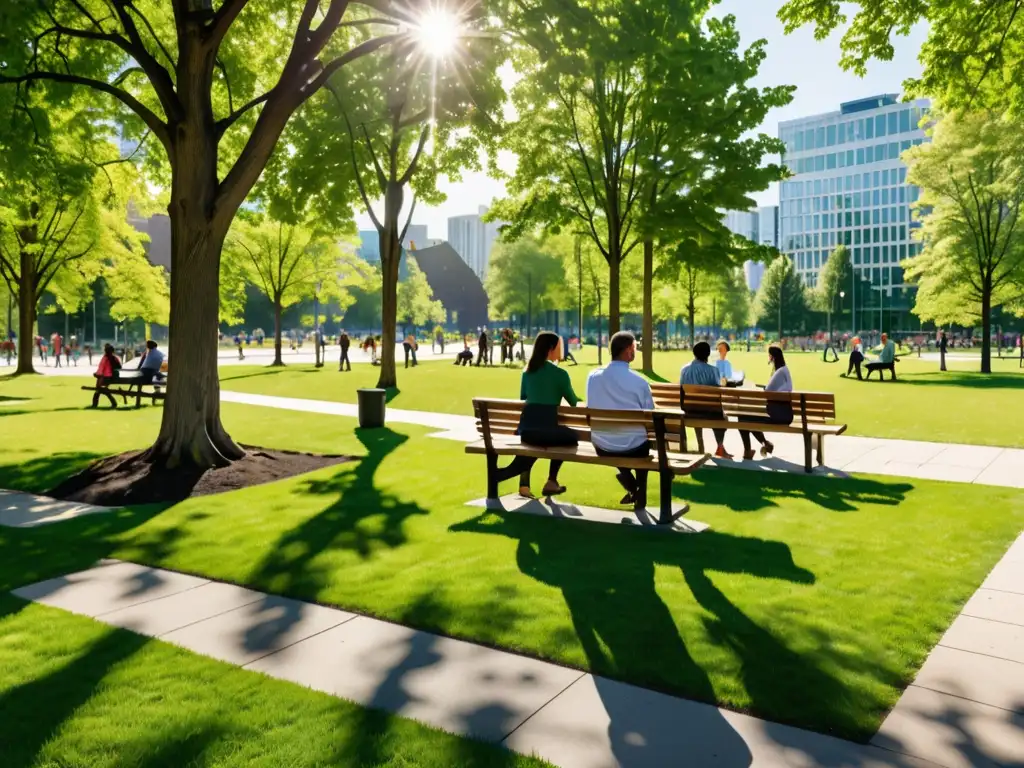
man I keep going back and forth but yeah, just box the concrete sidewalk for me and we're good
[0,489,111,528]
[13,559,949,767]
[220,390,1024,489]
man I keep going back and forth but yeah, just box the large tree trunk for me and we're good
[272,296,284,366]
[376,182,403,390]
[608,257,621,335]
[642,239,653,373]
[980,280,992,374]
[15,252,36,375]
[147,125,243,468]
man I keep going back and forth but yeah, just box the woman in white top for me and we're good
[740,344,794,460]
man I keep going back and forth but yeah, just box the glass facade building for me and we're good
[779,94,930,295]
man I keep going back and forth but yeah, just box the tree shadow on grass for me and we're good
[0,615,149,767]
[218,368,287,383]
[893,371,1024,390]
[0,451,108,496]
[678,466,913,513]
[245,427,427,636]
[451,509,903,746]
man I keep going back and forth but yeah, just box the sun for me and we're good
[414,9,462,58]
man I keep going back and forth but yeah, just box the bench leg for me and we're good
[695,429,705,453]
[803,433,813,473]
[658,471,672,525]
[486,453,499,499]
[816,434,825,466]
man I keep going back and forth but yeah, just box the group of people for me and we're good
[33,332,86,367]
[843,332,898,380]
[89,339,166,408]
[495,330,795,506]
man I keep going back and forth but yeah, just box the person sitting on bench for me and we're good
[90,344,122,408]
[865,333,899,380]
[587,331,654,509]
[489,332,580,498]
[138,340,166,387]
[680,341,730,459]
[738,344,794,460]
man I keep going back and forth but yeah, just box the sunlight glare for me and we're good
[415,9,461,58]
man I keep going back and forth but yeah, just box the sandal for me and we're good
[518,486,536,499]
[760,441,774,458]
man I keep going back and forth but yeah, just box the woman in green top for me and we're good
[495,331,580,498]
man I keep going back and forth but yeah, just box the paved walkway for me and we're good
[0,489,111,528]
[871,534,1024,767]
[220,391,1024,489]
[12,558,952,767]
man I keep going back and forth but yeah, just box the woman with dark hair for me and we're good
[739,344,794,460]
[494,331,580,498]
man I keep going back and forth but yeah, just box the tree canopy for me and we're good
[903,110,1024,371]
[754,256,809,339]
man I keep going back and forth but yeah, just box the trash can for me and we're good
[356,388,386,428]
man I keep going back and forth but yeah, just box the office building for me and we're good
[778,94,930,294]
[447,205,504,280]
[721,208,776,292]
[356,230,380,264]
[403,224,429,251]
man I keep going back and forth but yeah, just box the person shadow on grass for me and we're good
[451,512,827,766]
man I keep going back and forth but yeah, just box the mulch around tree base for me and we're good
[48,446,350,507]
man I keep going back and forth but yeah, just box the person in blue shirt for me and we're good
[680,341,730,458]
[714,340,733,382]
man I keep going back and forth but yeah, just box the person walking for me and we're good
[403,334,419,368]
[89,344,122,408]
[844,336,865,379]
[563,334,578,366]
[339,331,351,371]
[738,345,794,460]
[52,332,63,368]
[476,327,489,367]
[939,330,948,372]
[36,335,47,364]
[490,332,579,498]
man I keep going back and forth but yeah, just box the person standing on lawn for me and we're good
[52,332,63,368]
[339,331,351,371]
[939,330,948,371]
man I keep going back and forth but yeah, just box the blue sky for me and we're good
[357,0,928,239]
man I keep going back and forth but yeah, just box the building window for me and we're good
[815,155,825,171]
[873,226,880,242]
[882,188,889,205]
[854,211,862,226]
[899,244,907,260]
[857,148,865,165]
[854,228,861,244]
[891,225,898,241]
[865,145,873,163]
[888,112,898,135]
[875,114,886,137]
[816,126,825,147]
[838,152,845,168]
[873,170,880,187]
[827,124,836,146]
[882,207,889,224]
[854,247,861,264]
[901,139,912,153]
[899,167,907,183]
[889,142,899,159]
[881,169,889,185]
[805,128,814,149]
[866,117,874,139]
[873,247,880,264]
[900,109,911,133]
[873,190,880,206]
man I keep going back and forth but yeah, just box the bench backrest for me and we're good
[649,383,837,423]
[472,398,685,447]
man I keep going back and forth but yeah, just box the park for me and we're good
[2,1,1024,768]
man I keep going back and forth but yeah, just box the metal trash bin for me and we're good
[356,388,386,428]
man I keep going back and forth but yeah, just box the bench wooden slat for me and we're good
[465,438,707,474]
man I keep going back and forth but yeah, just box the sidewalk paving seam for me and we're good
[92,578,213,618]
[958,611,1024,629]
[967,585,1024,598]
[497,670,589,743]
[150,591,268,638]
[237,613,362,669]
[934,642,1024,666]
[906,682,1024,715]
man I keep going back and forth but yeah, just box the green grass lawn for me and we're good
[217,345,1024,448]
[0,597,547,768]
[3,375,1023,743]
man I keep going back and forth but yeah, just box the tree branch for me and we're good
[399,194,417,243]
[398,124,430,185]
[0,71,171,149]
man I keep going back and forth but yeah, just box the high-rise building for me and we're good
[447,205,504,280]
[356,230,380,264]
[778,94,930,295]
[721,209,770,291]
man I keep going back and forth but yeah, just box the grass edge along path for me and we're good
[217,347,1024,449]
[0,596,550,768]
[2,379,1023,743]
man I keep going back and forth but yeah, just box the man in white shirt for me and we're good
[586,331,654,508]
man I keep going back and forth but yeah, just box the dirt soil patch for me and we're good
[48,446,349,506]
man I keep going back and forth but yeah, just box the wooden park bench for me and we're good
[650,383,846,472]
[81,371,167,409]
[466,398,709,526]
